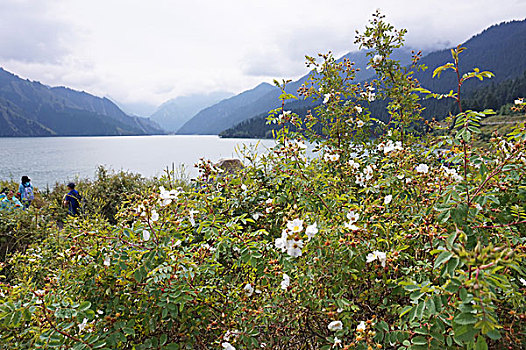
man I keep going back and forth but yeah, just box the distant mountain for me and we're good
[220,19,526,138]
[0,68,164,137]
[151,91,233,132]
[178,48,413,135]
[177,83,277,135]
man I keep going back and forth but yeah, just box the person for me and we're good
[0,187,9,210]
[18,176,34,209]
[63,183,81,216]
[1,188,22,210]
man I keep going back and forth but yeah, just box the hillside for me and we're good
[0,68,164,137]
[151,91,233,132]
[178,48,413,135]
[221,19,526,138]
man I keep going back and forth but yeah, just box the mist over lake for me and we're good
[0,135,274,187]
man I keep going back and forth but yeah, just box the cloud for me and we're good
[0,0,75,64]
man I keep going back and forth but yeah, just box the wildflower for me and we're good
[373,54,383,64]
[515,98,524,105]
[344,222,360,230]
[252,212,262,221]
[356,119,365,127]
[151,210,159,222]
[362,86,376,102]
[519,278,526,286]
[241,184,247,191]
[333,336,342,348]
[348,159,360,169]
[286,238,304,258]
[347,211,359,224]
[281,273,290,290]
[265,198,273,205]
[324,93,331,104]
[384,195,392,205]
[442,166,463,181]
[243,283,254,297]
[287,219,304,233]
[222,342,236,350]
[78,318,88,332]
[356,321,366,332]
[223,330,239,342]
[159,186,179,206]
[324,153,340,162]
[305,223,318,241]
[142,230,150,241]
[382,140,403,154]
[295,140,307,149]
[366,250,387,267]
[337,308,344,313]
[328,320,343,331]
[415,163,429,174]
[189,210,199,227]
[103,255,111,267]
[474,203,482,211]
[274,230,288,252]
[355,106,363,114]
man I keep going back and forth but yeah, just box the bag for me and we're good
[23,185,34,201]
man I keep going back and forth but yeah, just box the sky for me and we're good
[0,0,525,115]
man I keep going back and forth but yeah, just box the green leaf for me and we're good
[454,312,477,325]
[78,301,91,312]
[412,336,428,345]
[475,336,488,350]
[434,251,453,269]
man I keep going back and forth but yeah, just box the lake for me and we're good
[0,135,275,188]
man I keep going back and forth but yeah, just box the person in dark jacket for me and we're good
[63,183,81,215]
[18,175,34,209]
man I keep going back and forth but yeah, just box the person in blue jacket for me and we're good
[18,176,34,209]
[63,182,82,215]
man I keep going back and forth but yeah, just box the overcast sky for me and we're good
[1,0,525,114]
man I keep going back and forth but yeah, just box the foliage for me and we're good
[1,12,526,350]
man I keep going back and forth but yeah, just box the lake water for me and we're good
[0,135,275,188]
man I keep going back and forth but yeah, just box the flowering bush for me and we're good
[1,12,525,350]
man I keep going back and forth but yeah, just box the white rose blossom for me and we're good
[328,320,343,331]
[415,163,429,174]
[366,250,387,267]
[356,321,366,332]
[305,223,318,241]
[222,342,236,350]
[281,273,290,290]
[243,283,254,297]
[384,195,393,205]
[142,230,151,241]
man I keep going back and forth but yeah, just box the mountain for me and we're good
[177,83,277,135]
[151,91,233,132]
[220,19,526,138]
[178,48,414,135]
[0,68,164,137]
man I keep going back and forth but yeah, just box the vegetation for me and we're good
[1,12,526,350]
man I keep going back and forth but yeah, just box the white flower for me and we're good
[442,166,463,181]
[243,283,254,297]
[348,159,360,169]
[328,320,343,331]
[78,318,88,332]
[103,255,111,267]
[519,278,526,286]
[324,93,331,104]
[159,186,179,206]
[275,237,287,252]
[265,198,273,205]
[324,153,340,162]
[281,273,290,290]
[373,54,383,64]
[366,250,387,267]
[241,184,247,191]
[384,195,392,205]
[515,98,524,105]
[356,321,366,332]
[415,163,429,174]
[287,219,304,233]
[189,210,199,227]
[333,336,342,348]
[347,211,359,224]
[356,119,365,127]
[344,222,360,230]
[222,342,236,350]
[286,239,304,258]
[474,203,482,211]
[355,106,363,114]
[252,212,262,221]
[382,140,403,154]
[142,230,151,241]
[337,308,343,313]
[151,210,159,222]
[295,140,307,149]
[305,223,318,241]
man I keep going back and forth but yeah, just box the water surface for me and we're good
[0,135,274,188]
